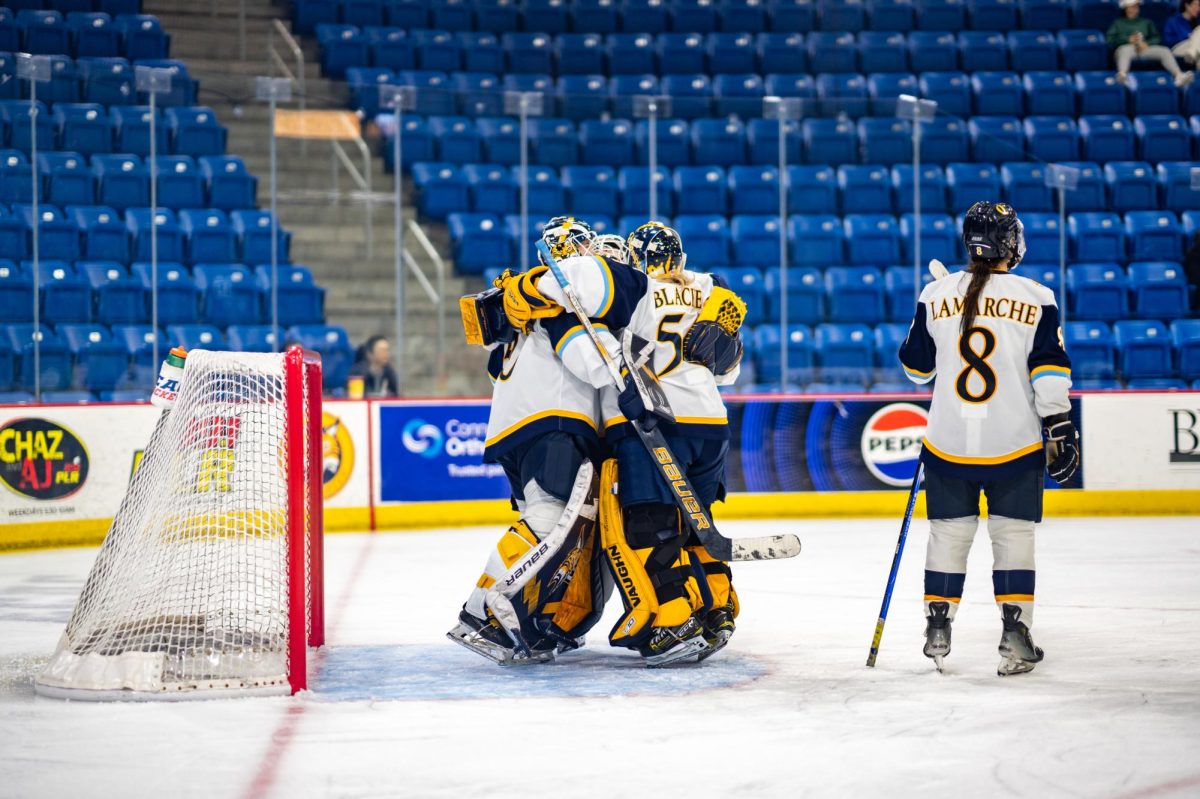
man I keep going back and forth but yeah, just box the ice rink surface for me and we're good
[1,516,1198,799]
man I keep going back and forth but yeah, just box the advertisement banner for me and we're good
[320,400,370,517]
[1082,393,1200,490]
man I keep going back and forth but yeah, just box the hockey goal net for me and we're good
[35,348,325,700]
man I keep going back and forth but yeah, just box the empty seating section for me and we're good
[0,6,344,399]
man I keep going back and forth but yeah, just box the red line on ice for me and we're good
[1107,774,1200,799]
[243,530,378,799]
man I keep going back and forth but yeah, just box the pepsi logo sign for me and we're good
[861,403,927,487]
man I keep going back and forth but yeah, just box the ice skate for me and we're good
[697,599,737,662]
[923,601,952,673]
[997,603,1043,676]
[640,616,710,667]
[447,610,556,666]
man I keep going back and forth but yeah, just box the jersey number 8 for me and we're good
[956,326,997,403]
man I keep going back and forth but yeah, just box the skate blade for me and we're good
[446,628,514,665]
[933,654,945,673]
[644,636,711,668]
[997,656,1036,676]
[696,630,733,663]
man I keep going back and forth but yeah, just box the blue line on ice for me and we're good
[311,645,768,701]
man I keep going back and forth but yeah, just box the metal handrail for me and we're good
[269,19,305,115]
[407,219,447,386]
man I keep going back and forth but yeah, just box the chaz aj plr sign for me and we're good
[0,418,90,500]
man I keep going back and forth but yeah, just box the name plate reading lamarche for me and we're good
[273,110,362,141]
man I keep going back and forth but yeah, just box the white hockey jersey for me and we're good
[899,270,1072,478]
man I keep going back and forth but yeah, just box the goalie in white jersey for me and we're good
[899,201,1079,676]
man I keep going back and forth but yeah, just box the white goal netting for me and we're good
[35,349,322,700]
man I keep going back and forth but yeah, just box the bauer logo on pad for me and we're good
[860,404,927,487]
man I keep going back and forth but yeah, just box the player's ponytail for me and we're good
[960,258,1001,334]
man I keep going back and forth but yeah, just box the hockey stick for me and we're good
[928,259,949,279]
[535,240,800,562]
[865,459,924,668]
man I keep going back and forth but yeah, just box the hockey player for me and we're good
[519,221,747,666]
[449,216,612,665]
[899,201,1078,676]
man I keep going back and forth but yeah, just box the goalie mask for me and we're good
[539,216,596,265]
[592,233,631,264]
[962,201,1025,269]
[627,221,685,278]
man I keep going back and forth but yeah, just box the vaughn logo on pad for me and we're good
[860,404,927,487]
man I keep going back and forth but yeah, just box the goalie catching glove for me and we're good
[499,266,564,334]
[682,286,747,376]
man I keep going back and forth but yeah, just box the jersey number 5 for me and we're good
[956,326,997,403]
[656,313,686,377]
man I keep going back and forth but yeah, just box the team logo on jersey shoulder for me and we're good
[860,403,928,487]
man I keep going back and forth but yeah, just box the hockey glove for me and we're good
[1042,412,1080,485]
[499,266,563,334]
[618,376,655,431]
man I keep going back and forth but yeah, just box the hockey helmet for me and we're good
[539,216,596,264]
[962,201,1025,269]
[592,233,632,264]
[627,221,685,277]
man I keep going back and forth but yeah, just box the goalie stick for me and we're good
[535,240,800,562]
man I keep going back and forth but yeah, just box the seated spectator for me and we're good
[1165,0,1200,64]
[1108,0,1195,86]
[348,335,400,397]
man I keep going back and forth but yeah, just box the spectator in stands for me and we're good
[1164,0,1200,63]
[1107,0,1195,86]
[348,335,400,397]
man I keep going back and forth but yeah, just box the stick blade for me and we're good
[730,534,802,562]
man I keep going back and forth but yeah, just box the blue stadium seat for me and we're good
[857,118,911,165]
[42,55,80,105]
[1079,115,1136,162]
[746,116,801,163]
[562,165,616,217]
[462,163,517,215]
[819,0,866,32]
[317,24,369,78]
[167,323,225,351]
[1068,263,1128,320]
[1070,212,1125,262]
[39,391,97,403]
[786,165,837,214]
[1125,377,1188,389]
[607,33,657,75]
[1024,116,1079,162]
[0,10,16,54]
[109,106,167,156]
[580,119,635,166]
[38,152,93,206]
[4,323,71,391]
[676,166,729,215]
[892,164,948,213]
[179,209,236,264]
[231,210,291,265]
[1135,115,1190,162]
[969,0,1019,29]
[450,72,502,118]
[1064,320,1116,378]
[815,323,873,383]
[13,204,80,261]
[286,325,353,389]
[1059,161,1106,212]
[920,118,971,165]
[919,71,971,118]
[1023,71,1074,117]
[845,215,901,266]
[52,101,109,153]
[675,214,730,265]
[125,208,183,263]
[447,212,507,273]
[294,0,338,32]
[761,267,824,325]
[1105,161,1157,213]
[804,118,857,166]
[193,264,260,326]
[0,150,31,205]
[771,0,819,32]
[411,162,468,220]
[1171,319,1200,378]
[859,31,908,74]
[0,260,32,323]
[571,0,619,33]
[670,0,718,33]
[110,323,164,380]
[817,73,868,118]
[71,205,129,262]
[429,0,470,30]
[827,266,885,324]
[0,207,27,261]
[635,118,691,166]
[1129,261,1188,319]
[754,323,815,384]
[525,165,566,215]
[1128,73,1178,116]
[412,29,460,72]
[707,32,757,74]
[1158,162,1200,212]
[839,165,892,214]
[0,100,51,154]
[556,32,604,75]
[476,117,520,165]
[0,53,16,101]
[884,265,937,322]
[525,0,571,33]
[619,165,671,215]
[868,0,915,30]
[731,215,781,267]
[1058,28,1108,72]
[959,31,1008,72]
[226,325,283,353]
[429,116,482,163]
[691,117,745,166]
[20,10,72,55]
[917,0,967,30]
[1021,0,1070,29]
[946,163,1000,211]
[556,75,608,121]
[970,72,1022,117]
[760,31,809,73]
[714,73,765,118]
[341,0,385,29]
[901,213,959,263]
[115,13,170,60]
[58,323,128,391]
[720,0,767,33]
[151,155,204,209]
[1113,319,1173,379]
[257,265,325,327]
[35,261,90,324]
[456,30,501,72]
[1126,211,1183,262]
[623,0,670,34]
[80,261,142,324]
[661,73,712,119]
[968,116,1025,163]
[68,12,122,58]
[0,342,14,391]
[200,156,257,211]
[656,32,707,75]
[1075,71,1127,116]
[609,74,659,119]
[345,67,394,116]
[366,28,414,71]
[397,69,454,116]
[529,118,578,167]
[1020,212,1061,262]
[908,31,957,73]
[788,214,844,266]
[1008,30,1058,71]
[1001,162,1053,210]
[729,164,777,214]
[164,107,226,157]
[131,59,197,107]
[475,0,520,31]
[808,31,857,73]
